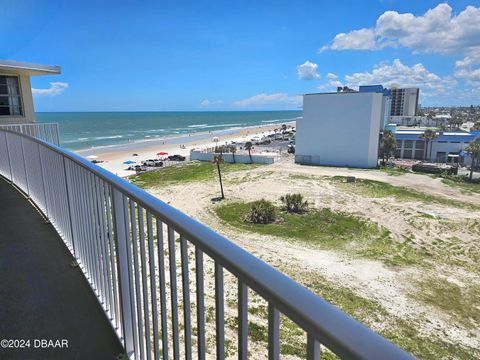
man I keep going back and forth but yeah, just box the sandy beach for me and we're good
[76,122,295,177]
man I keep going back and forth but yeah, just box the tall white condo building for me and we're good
[295,91,386,168]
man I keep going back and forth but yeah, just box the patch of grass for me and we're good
[441,177,480,195]
[413,277,480,329]
[129,160,262,188]
[215,202,387,249]
[215,201,425,266]
[331,176,480,210]
[379,166,410,176]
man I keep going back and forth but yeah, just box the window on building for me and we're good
[404,140,413,149]
[414,140,425,149]
[0,76,23,116]
[403,150,413,159]
[414,150,424,160]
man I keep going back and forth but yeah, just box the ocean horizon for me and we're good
[37,111,301,151]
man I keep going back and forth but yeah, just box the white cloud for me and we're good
[233,93,302,108]
[200,99,223,107]
[321,4,480,55]
[454,48,480,85]
[32,82,69,96]
[318,72,343,90]
[321,29,377,51]
[296,61,320,80]
[344,59,456,96]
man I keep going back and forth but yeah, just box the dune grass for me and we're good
[441,177,480,195]
[129,160,262,188]
[413,277,480,329]
[282,269,479,360]
[214,201,427,266]
[331,176,480,210]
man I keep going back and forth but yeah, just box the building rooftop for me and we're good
[0,60,61,76]
[394,129,479,142]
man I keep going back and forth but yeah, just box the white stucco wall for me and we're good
[295,92,383,168]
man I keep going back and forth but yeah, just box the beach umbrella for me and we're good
[157,151,168,156]
[123,160,136,165]
[87,155,98,159]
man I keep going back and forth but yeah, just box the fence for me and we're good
[0,129,414,360]
[190,150,277,164]
[0,122,60,145]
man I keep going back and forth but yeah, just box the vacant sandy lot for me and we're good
[135,157,480,359]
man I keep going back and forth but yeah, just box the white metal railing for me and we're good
[0,129,415,360]
[0,122,60,145]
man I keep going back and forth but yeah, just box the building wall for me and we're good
[395,138,472,163]
[295,92,383,168]
[0,73,35,124]
[190,151,276,164]
[390,88,419,117]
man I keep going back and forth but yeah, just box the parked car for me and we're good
[134,165,147,172]
[168,154,186,161]
[143,159,163,167]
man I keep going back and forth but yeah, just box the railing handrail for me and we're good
[0,128,414,359]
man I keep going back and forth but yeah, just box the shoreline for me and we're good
[75,121,295,177]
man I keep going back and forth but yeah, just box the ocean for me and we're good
[36,111,301,151]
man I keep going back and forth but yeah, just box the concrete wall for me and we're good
[295,92,383,168]
[0,73,35,124]
[190,151,275,164]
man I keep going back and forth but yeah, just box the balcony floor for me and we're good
[0,178,123,359]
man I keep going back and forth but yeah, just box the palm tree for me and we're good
[230,145,237,163]
[466,139,480,181]
[420,129,437,161]
[212,154,225,199]
[281,124,287,140]
[244,141,253,163]
[380,130,396,164]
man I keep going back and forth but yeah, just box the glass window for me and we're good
[0,76,23,116]
[414,140,425,149]
[403,150,413,159]
[404,140,413,148]
[414,150,424,160]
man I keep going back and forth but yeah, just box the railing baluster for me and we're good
[105,184,120,331]
[168,226,180,360]
[147,213,160,360]
[122,196,138,352]
[180,236,192,360]
[268,303,279,360]
[238,280,248,360]
[131,200,146,360]
[111,189,135,357]
[195,248,205,360]
[215,262,225,360]
[156,219,169,360]
[138,207,152,360]
[307,334,321,360]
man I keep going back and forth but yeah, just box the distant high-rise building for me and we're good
[389,87,419,116]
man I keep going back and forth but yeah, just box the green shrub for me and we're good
[280,193,309,214]
[244,199,275,224]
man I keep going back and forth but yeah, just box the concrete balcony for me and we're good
[0,178,122,359]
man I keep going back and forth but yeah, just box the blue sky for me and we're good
[2,0,479,111]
